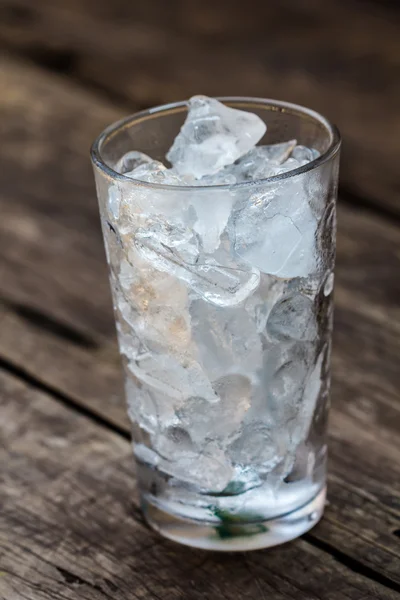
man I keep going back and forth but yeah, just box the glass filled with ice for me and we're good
[91,97,341,551]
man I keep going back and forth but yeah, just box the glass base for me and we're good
[141,486,326,551]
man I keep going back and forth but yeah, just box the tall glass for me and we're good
[91,98,340,551]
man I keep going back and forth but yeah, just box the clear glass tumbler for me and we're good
[91,98,340,551]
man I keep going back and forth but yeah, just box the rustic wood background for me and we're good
[0,0,399,598]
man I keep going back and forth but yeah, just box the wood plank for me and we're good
[0,56,399,583]
[0,299,127,432]
[1,368,399,600]
[0,57,117,337]
[0,0,399,212]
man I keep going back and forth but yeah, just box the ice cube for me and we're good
[167,95,266,179]
[250,341,313,430]
[125,160,184,185]
[155,425,196,461]
[190,299,263,381]
[116,186,194,239]
[238,212,302,275]
[117,257,137,290]
[221,140,297,182]
[255,341,323,475]
[244,274,286,334]
[117,326,149,369]
[106,181,190,247]
[267,293,317,342]
[292,348,324,445]
[115,252,194,356]
[115,304,148,359]
[284,442,315,483]
[127,358,215,437]
[126,376,158,435]
[134,224,260,307]
[123,294,192,356]
[189,192,233,253]
[107,185,121,220]
[291,145,320,164]
[256,140,298,164]
[274,157,302,174]
[160,441,233,492]
[128,352,217,404]
[228,422,283,472]
[235,140,298,180]
[118,248,190,310]
[138,219,201,263]
[234,182,318,278]
[115,150,153,175]
[177,374,252,444]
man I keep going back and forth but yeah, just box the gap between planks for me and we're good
[0,353,129,440]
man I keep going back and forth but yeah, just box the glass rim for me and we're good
[90,96,341,192]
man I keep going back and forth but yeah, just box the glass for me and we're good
[91,98,341,551]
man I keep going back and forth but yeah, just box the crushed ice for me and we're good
[107,96,330,493]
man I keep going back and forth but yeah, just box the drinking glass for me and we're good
[91,98,340,551]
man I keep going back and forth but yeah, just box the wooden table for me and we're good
[0,0,399,598]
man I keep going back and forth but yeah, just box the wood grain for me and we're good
[0,0,399,212]
[1,368,399,600]
[0,299,127,431]
[0,57,117,337]
[0,56,399,588]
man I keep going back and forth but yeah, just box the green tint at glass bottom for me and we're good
[141,486,326,552]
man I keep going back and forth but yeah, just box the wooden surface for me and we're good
[0,1,399,598]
